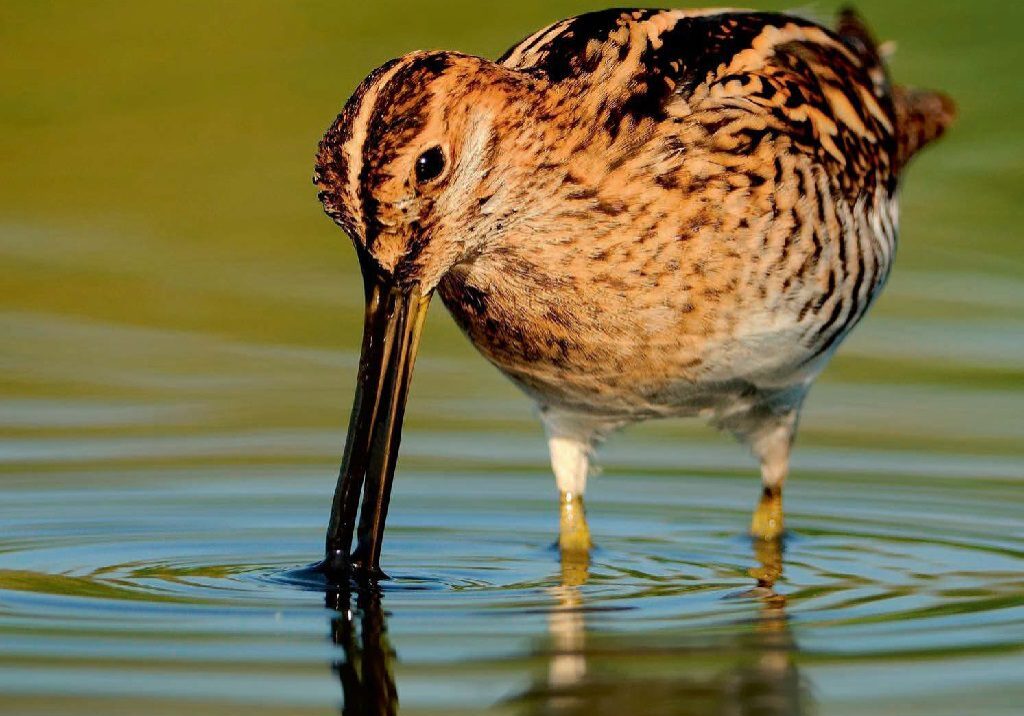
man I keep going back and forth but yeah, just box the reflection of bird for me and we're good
[313,8,955,574]
[325,544,805,715]
[547,551,591,694]
[515,541,809,716]
[327,587,398,716]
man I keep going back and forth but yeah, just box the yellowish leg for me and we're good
[558,492,593,555]
[749,526,784,589]
[751,486,784,541]
[748,410,797,541]
[559,534,590,588]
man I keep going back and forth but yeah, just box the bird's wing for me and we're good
[500,9,949,192]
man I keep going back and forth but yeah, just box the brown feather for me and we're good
[892,85,958,167]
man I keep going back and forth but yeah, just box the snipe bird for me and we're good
[313,8,955,577]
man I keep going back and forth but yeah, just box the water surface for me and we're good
[2,1,1022,714]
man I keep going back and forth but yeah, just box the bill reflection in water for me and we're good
[327,542,810,715]
[328,584,399,716]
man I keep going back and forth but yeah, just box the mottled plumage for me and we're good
[313,8,954,573]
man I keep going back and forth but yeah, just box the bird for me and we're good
[312,7,955,577]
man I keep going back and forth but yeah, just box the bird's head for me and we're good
[315,50,536,291]
[312,51,539,575]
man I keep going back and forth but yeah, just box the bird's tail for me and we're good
[836,7,957,168]
[890,85,958,167]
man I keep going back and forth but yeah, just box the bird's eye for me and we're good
[415,146,446,184]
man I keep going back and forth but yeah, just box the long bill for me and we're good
[323,254,430,579]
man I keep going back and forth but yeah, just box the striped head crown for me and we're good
[314,51,533,288]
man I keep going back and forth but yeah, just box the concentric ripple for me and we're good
[1,457,1022,715]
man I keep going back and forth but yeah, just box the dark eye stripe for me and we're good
[415,146,446,183]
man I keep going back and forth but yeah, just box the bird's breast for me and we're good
[436,250,735,416]
[435,185,896,418]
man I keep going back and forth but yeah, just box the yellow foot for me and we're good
[751,487,784,541]
[558,492,593,555]
[559,546,590,588]
[749,534,784,590]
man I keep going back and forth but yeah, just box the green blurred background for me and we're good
[1,0,1021,456]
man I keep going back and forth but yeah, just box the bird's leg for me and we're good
[559,491,591,554]
[547,433,593,554]
[752,483,785,541]
[749,529,785,590]
[752,445,787,540]
[749,411,799,541]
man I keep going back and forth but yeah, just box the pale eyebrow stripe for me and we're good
[342,52,426,240]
